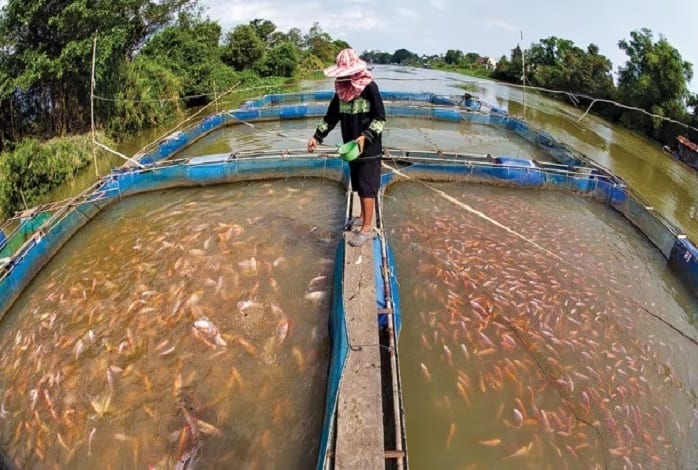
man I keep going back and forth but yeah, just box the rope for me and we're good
[92,82,300,104]
[88,63,697,134]
[491,81,698,134]
[576,96,698,133]
[380,160,698,347]
[93,140,146,169]
[225,110,338,151]
[134,82,243,157]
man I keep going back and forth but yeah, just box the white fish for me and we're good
[74,339,85,361]
[28,388,39,411]
[193,316,227,347]
[238,257,257,276]
[305,291,327,302]
[270,304,289,343]
[308,275,327,290]
[88,428,97,456]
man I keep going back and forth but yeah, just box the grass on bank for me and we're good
[0,134,116,220]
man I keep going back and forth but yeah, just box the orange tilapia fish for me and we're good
[446,423,456,448]
[478,438,501,447]
[420,363,432,382]
[504,441,533,459]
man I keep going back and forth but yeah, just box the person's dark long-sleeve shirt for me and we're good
[313,81,385,157]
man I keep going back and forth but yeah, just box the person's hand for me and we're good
[307,137,318,153]
[355,135,366,154]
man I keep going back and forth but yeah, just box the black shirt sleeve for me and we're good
[313,94,340,143]
[361,82,386,145]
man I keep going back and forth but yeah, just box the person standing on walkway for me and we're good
[307,48,386,247]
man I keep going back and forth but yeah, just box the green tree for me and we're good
[361,51,392,64]
[255,42,299,77]
[616,28,693,138]
[527,37,575,69]
[305,23,336,63]
[221,24,265,70]
[464,52,480,65]
[105,57,184,134]
[492,47,523,83]
[391,48,419,65]
[250,18,277,44]
[333,39,351,51]
[444,49,463,65]
[0,0,194,145]
[139,14,223,101]
[286,27,305,50]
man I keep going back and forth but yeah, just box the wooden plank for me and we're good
[335,224,385,470]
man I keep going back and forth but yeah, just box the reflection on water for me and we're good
[385,182,698,469]
[0,179,344,468]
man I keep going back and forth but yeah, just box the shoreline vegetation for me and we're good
[1,1,697,221]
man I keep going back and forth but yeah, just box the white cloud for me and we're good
[395,8,419,20]
[203,0,389,36]
[429,0,447,11]
[486,19,518,33]
[204,0,308,30]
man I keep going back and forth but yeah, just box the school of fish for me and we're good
[387,182,698,469]
[0,180,343,468]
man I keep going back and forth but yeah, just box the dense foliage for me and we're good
[364,32,697,148]
[0,1,352,218]
[0,3,349,152]
[491,31,698,146]
[0,0,196,149]
[0,134,114,218]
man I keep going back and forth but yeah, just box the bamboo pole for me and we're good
[521,30,527,120]
[90,35,99,177]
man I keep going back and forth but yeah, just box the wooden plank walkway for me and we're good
[334,194,385,470]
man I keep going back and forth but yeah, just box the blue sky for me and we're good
[202,0,698,92]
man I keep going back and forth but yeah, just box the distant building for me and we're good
[673,135,698,170]
[475,56,498,70]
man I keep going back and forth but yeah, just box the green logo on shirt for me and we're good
[339,98,371,114]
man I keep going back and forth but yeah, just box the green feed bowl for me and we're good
[338,141,360,162]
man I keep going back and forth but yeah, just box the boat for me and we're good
[671,135,698,170]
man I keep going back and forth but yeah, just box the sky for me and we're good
[201,0,698,91]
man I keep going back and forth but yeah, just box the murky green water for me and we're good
[0,179,343,468]
[383,182,698,469]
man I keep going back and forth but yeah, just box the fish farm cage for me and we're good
[0,90,696,469]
